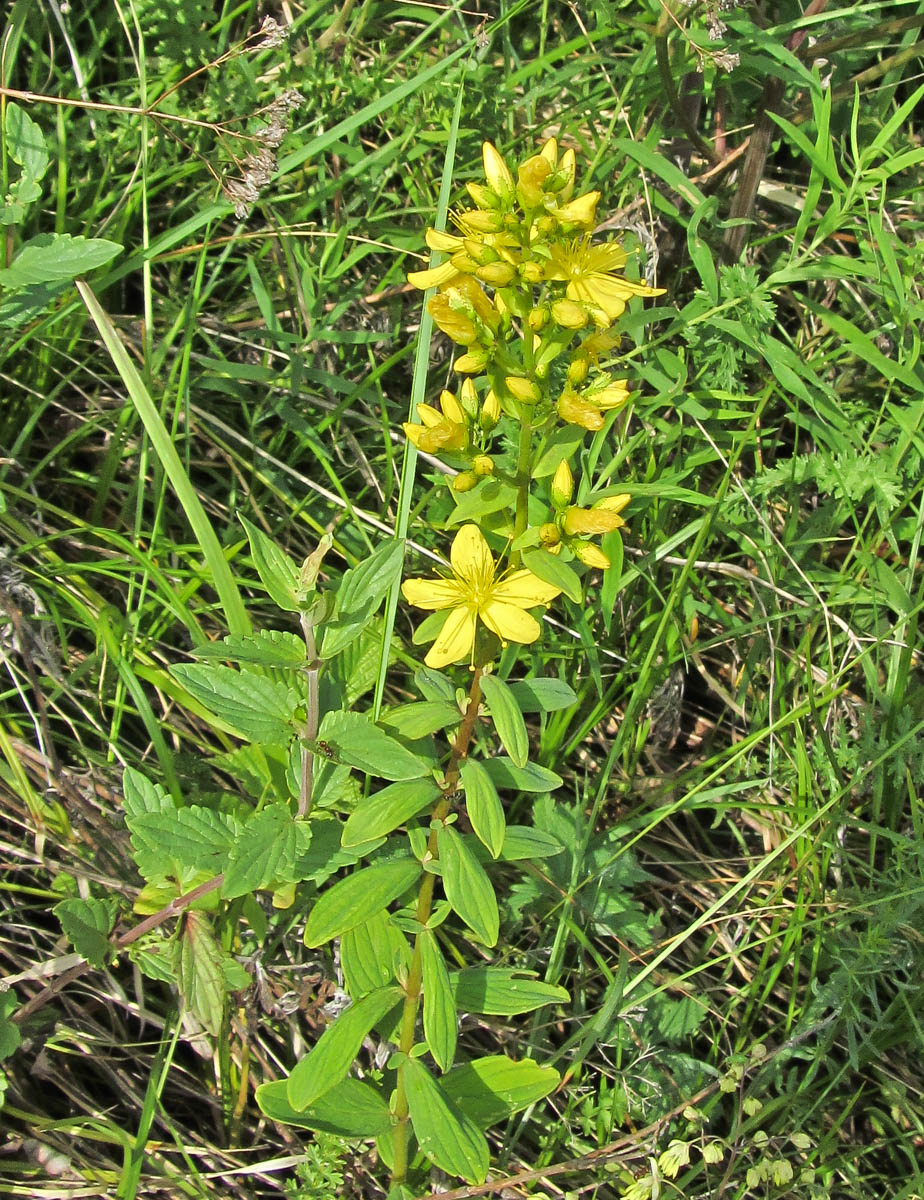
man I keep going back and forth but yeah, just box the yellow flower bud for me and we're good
[517,155,552,207]
[466,181,500,210]
[459,378,479,418]
[428,294,478,345]
[480,390,501,431]
[564,505,626,536]
[440,388,466,425]
[476,261,517,287]
[519,260,544,284]
[454,347,489,372]
[557,391,604,431]
[551,459,574,509]
[572,541,611,569]
[567,356,589,385]
[505,376,541,404]
[472,454,495,476]
[449,251,482,275]
[534,214,556,237]
[452,470,478,492]
[551,298,589,330]
[595,493,631,517]
[462,238,496,265]
[587,380,630,411]
[581,328,621,359]
[460,208,505,234]
[451,275,500,329]
[555,190,600,228]
[482,141,515,203]
[539,137,559,168]
[528,306,548,332]
[539,522,561,548]
[556,148,576,201]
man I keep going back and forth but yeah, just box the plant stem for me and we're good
[390,668,483,1186]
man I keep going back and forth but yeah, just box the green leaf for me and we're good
[239,514,301,612]
[0,992,23,1060]
[257,1077,390,1137]
[222,804,308,899]
[414,666,456,703]
[129,806,238,877]
[484,758,563,793]
[521,546,582,604]
[437,825,498,946]
[450,969,570,1015]
[479,674,529,767]
[380,700,460,740]
[54,898,116,968]
[341,778,440,848]
[0,233,121,287]
[459,759,505,859]
[305,859,421,947]
[6,102,49,185]
[321,540,405,657]
[507,677,578,713]
[341,910,410,997]
[420,929,457,1072]
[441,1056,560,1128]
[177,911,227,1036]
[171,662,296,743]
[402,1057,489,1184]
[122,767,174,822]
[499,825,566,860]
[193,631,306,668]
[319,710,430,781]
[287,986,402,1109]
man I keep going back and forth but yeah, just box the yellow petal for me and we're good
[407,260,460,290]
[564,507,624,536]
[492,568,562,607]
[425,228,465,252]
[572,541,611,569]
[425,605,477,668]
[596,493,631,515]
[450,524,494,589]
[416,403,444,428]
[440,389,465,425]
[479,600,543,645]
[555,191,600,228]
[539,137,559,167]
[402,577,467,611]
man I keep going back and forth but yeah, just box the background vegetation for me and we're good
[1,0,923,1196]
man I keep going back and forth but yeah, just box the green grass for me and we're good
[2,0,924,1196]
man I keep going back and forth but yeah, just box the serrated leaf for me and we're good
[287,986,402,1110]
[507,677,578,713]
[450,969,569,1015]
[222,804,307,899]
[193,631,306,668]
[521,546,582,604]
[177,911,226,1036]
[54,898,116,968]
[122,766,175,823]
[403,1057,489,1183]
[319,710,430,781]
[130,806,238,877]
[420,929,457,1072]
[342,778,440,847]
[483,758,562,793]
[499,825,566,860]
[459,759,505,859]
[438,826,498,946]
[0,234,120,287]
[441,1056,560,1128]
[239,514,301,611]
[341,910,410,997]
[305,859,421,947]
[479,674,529,767]
[6,102,49,185]
[257,1077,390,1137]
[171,663,296,743]
[380,700,460,740]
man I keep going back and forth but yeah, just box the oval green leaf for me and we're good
[450,968,570,1015]
[420,929,457,1073]
[342,778,440,848]
[459,759,505,859]
[441,1055,561,1128]
[403,1057,489,1184]
[479,674,529,767]
[341,910,410,997]
[305,860,421,947]
[258,1076,390,1137]
[319,710,430,781]
[484,757,563,793]
[437,825,498,947]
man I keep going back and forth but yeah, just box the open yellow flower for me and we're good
[402,525,562,668]
[547,238,666,327]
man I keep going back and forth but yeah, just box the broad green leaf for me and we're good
[499,825,566,860]
[319,710,430,781]
[532,424,585,477]
[380,700,460,740]
[403,1057,489,1184]
[521,546,582,604]
[414,666,456,703]
[305,859,421,947]
[460,759,505,859]
[257,1077,390,1137]
[122,767,174,822]
[222,804,308,899]
[420,929,457,1072]
[54,898,116,968]
[441,1056,560,1128]
[239,515,301,612]
[450,969,570,1015]
[129,806,238,877]
[177,911,226,1036]
[507,677,578,713]
[0,233,121,287]
[193,631,306,668]
[171,662,296,743]
[479,674,529,767]
[287,986,402,1110]
[484,757,563,793]
[341,910,410,997]
[6,102,49,185]
[446,478,517,526]
[342,778,440,847]
[321,540,405,657]
[437,826,498,946]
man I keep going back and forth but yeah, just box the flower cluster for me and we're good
[403,139,665,668]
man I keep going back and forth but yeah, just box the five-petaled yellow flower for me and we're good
[402,525,562,668]
[547,238,665,327]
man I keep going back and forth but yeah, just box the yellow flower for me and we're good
[547,238,665,326]
[563,494,630,537]
[403,391,468,454]
[401,525,562,668]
